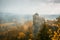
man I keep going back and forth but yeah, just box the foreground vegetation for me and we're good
[0,16,60,40]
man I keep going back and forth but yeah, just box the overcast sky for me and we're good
[0,0,60,15]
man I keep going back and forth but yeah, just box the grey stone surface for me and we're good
[33,13,45,37]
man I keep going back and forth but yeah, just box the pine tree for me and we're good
[37,23,51,40]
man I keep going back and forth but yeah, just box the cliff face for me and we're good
[33,13,45,36]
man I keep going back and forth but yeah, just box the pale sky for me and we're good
[0,0,60,15]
